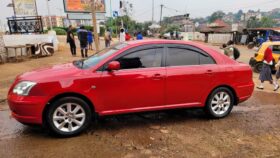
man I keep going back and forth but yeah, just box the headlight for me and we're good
[13,81,37,96]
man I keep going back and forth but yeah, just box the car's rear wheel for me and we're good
[205,87,234,118]
[46,97,92,137]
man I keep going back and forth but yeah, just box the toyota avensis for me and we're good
[8,40,254,137]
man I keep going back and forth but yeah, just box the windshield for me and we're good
[73,43,128,69]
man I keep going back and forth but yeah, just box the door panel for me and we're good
[99,68,165,112]
[166,65,218,105]
[165,46,218,106]
[96,47,165,113]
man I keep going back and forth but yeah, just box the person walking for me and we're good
[119,28,126,43]
[275,57,280,91]
[78,26,88,58]
[125,32,131,41]
[87,30,93,50]
[221,44,230,57]
[104,29,112,48]
[226,40,240,60]
[257,47,279,91]
[136,31,143,40]
[67,25,76,56]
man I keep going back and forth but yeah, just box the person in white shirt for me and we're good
[119,28,126,43]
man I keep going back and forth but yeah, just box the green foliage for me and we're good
[105,15,148,37]
[247,17,259,28]
[84,26,93,31]
[99,26,105,36]
[208,11,226,23]
[260,17,276,27]
[247,16,276,28]
[165,25,180,33]
[53,28,67,35]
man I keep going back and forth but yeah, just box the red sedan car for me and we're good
[8,40,254,136]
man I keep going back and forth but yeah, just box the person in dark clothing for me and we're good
[78,26,88,58]
[67,25,76,56]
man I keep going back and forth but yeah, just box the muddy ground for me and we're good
[0,37,280,158]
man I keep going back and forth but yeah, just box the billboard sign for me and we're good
[64,0,106,13]
[14,0,37,16]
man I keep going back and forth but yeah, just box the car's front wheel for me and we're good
[46,97,92,137]
[205,87,234,118]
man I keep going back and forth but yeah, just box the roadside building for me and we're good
[42,16,66,29]
[164,15,195,32]
[199,19,244,44]
[222,13,234,24]
[242,10,262,21]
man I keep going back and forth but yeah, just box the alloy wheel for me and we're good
[52,103,86,133]
[210,92,231,116]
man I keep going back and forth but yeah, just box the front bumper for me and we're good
[8,94,49,124]
[249,57,257,67]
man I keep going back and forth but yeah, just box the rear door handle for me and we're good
[205,70,213,75]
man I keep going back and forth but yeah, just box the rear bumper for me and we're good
[8,94,49,124]
[236,83,255,104]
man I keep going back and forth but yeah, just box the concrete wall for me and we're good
[208,34,233,44]
[182,32,205,41]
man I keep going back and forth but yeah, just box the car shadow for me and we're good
[20,108,212,138]
[86,108,210,134]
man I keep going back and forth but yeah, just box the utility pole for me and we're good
[46,0,53,30]
[11,0,16,17]
[110,0,112,29]
[160,4,164,25]
[91,0,100,52]
[152,0,154,23]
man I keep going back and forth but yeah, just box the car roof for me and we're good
[261,41,280,46]
[124,39,206,48]
[119,39,233,65]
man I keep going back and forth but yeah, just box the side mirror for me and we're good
[107,61,120,71]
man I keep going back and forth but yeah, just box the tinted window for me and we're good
[117,48,162,69]
[272,45,280,54]
[200,53,215,64]
[76,43,128,69]
[167,48,199,66]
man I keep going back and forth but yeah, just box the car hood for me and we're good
[17,63,81,82]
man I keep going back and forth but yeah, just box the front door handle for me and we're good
[152,74,163,80]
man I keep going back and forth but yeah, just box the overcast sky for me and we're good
[1,0,279,27]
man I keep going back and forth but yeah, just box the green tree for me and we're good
[208,11,226,22]
[235,10,243,22]
[165,25,180,33]
[105,15,140,36]
[260,17,276,27]
[247,17,260,28]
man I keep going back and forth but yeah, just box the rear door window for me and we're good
[199,53,216,65]
[167,48,199,66]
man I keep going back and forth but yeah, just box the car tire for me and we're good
[247,42,254,49]
[254,62,263,73]
[204,87,234,118]
[46,97,92,137]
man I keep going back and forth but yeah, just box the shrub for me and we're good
[53,28,67,35]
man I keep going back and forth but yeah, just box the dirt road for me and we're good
[0,38,280,157]
[1,91,280,158]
